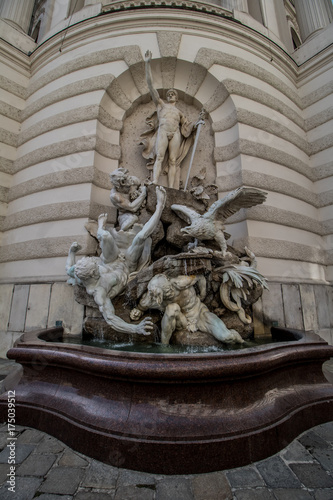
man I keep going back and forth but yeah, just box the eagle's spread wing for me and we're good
[204,188,267,222]
[171,204,201,225]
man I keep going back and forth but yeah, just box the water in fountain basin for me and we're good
[50,334,282,354]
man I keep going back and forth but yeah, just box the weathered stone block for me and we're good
[256,456,301,489]
[47,283,84,335]
[282,284,304,330]
[289,463,333,488]
[0,284,13,330]
[328,286,333,327]
[25,284,51,332]
[17,453,56,477]
[314,285,331,329]
[252,296,265,337]
[192,471,232,499]
[38,466,85,495]
[226,466,264,488]
[81,460,118,489]
[8,284,29,332]
[155,477,193,500]
[261,283,285,332]
[299,284,319,331]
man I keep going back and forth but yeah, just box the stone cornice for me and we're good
[102,0,232,18]
[0,37,31,75]
[30,8,298,84]
[296,43,333,84]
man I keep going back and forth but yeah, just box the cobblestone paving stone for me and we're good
[0,421,331,499]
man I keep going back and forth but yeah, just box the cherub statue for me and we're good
[140,50,203,189]
[171,187,267,256]
[130,273,244,345]
[109,167,147,231]
[66,186,166,336]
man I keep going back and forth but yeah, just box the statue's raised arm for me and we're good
[145,50,161,106]
[141,50,198,189]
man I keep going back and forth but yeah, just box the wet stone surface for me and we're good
[0,421,331,499]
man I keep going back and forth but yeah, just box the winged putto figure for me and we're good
[171,187,267,256]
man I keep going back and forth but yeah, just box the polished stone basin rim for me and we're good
[2,326,333,474]
[8,326,332,382]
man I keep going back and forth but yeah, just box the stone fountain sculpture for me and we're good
[4,53,333,479]
[66,52,269,347]
[130,273,244,345]
[66,177,268,346]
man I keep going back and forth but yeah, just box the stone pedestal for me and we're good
[294,0,333,41]
[0,0,35,33]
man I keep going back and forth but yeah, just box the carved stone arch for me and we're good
[96,57,239,192]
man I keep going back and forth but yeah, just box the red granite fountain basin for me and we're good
[1,327,333,474]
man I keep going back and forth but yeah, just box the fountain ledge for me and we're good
[0,327,333,474]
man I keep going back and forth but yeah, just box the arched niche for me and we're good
[97,60,239,193]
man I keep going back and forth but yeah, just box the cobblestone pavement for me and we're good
[0,362,332,499]
[0,421,331,499]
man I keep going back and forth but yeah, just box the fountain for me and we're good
[1,52,333,474]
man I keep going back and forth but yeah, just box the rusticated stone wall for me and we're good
[253,282,333,342]
[0,282,84,357]
[1,13,331,284]
[0,280,331,358]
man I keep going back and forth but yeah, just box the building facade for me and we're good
[0,0,332,355]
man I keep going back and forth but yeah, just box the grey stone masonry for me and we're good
[0,419,331,499]
[0,281,332,359]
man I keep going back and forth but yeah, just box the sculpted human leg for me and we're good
[161,303,186,344]
[198,307,244,344]
[167,131,182,189]
[153,130,169,184]
[97,214,119,264]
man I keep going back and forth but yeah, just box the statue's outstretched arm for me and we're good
[145,50,161,106]
[94,288,154,336]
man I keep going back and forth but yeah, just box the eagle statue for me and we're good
[171,187,267,256]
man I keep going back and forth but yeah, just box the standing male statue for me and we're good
[140,50,204,189]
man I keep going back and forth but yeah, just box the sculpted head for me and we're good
[110,168,140,190]
[166,88,178,103]
[147,274,175,305]
[74,257,100,282]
